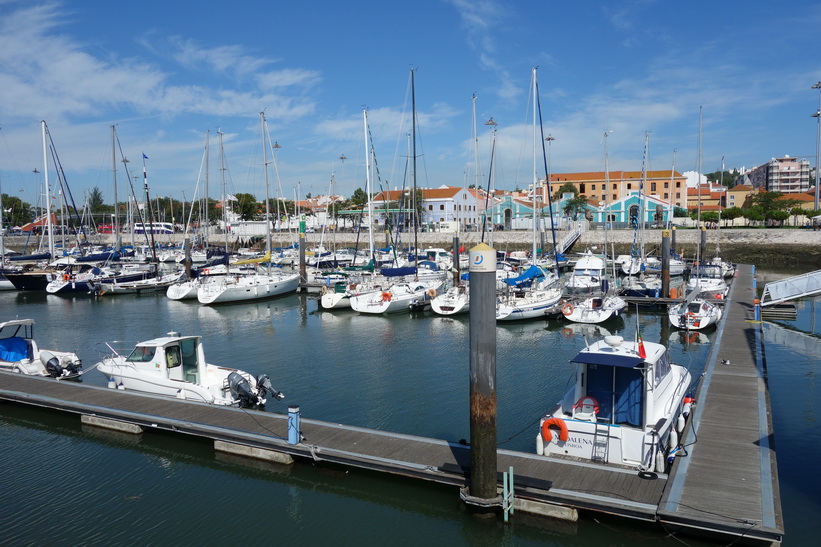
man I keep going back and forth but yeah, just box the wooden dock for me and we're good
[0,263,783,544]
[657,264,783,543]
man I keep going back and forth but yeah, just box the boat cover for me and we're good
[572,351,643,368]
[503,265,544,287]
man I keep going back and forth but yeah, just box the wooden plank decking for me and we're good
[657,264,784,543]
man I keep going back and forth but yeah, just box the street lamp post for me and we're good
[813,81,821,211]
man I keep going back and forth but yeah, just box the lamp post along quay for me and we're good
[812,80,821,211]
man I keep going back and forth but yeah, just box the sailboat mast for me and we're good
[411,68,419,265]
[531,68,538,262]
[218,128,228,254]
[204,129,210,249]
[111,125,119,239]
[640,132,649,260]
[261,112,272,259]
[41,121,55,258]
[604,131,616,279]
[363,109,375,259]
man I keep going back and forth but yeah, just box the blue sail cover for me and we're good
[503,265,544,287]
[381,266,417,277]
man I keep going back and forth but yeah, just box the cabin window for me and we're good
[126,346,156,362]
[654,353,672,386]
[585,364,643,426]
[165,346,181,369]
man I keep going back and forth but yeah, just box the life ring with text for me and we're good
[561,302,574,316]
[381,291,392,302]
[541,417,569,443]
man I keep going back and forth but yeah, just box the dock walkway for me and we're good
[657,264,783,542]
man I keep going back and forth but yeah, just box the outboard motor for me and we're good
[40,350,63,378]
[228,372,257,408]
[256,374,285,403]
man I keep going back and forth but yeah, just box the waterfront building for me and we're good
[744,155,811,193]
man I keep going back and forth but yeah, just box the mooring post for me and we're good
[671,225,677,256]
[288,405,301,445]
[699,226,707,264]
[453,235,461,287]
[754,298,761,322]
[183,237,192,279]
[298,232,306,290]
[661,229,671,298]
[468,242,498,502]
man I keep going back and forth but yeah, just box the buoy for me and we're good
[107,377,116,389]
[540,417,569,443]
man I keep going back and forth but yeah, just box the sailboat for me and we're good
[496,68,562,321]
[197,113,299,305]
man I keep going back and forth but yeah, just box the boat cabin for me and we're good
[126,334,204,384]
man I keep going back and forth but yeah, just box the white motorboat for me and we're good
[686,264,728,298]
[565,252,607,293]
[668,296,722,330]
[561,294,626,324]
[430,285,470,316]
[95,332,284,407]
[537,335,692,473]
[350,280,442,314]
[0,319,82,378]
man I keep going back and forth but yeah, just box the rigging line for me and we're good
[535,75,559,268]
[480,130,497,244]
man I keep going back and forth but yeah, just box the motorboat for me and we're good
[668,296,722,330]
[686,264,728,298]
[565,252,607,293]
[95,332,284,408]
[537,334,692,473]
[561,294,626,324]
[0,318,82,378]
[619,274,663,298]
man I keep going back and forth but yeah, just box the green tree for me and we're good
[1,193,32,227]
[562,195,589,220]
[720,207,743,227]
[350,187,368,206]
[743,206,765,226]
[88,186,106,213]
[233,193,259,221]
[553,182,578,201]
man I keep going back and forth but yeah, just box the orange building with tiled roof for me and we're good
[540,170,687,210]
[686,183,726,212]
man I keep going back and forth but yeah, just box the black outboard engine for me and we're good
[40,350,64,378]
[256,374,285,403]
[228,372,258,408]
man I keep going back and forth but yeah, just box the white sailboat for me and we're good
[561,294,626,324]
[197,113,299,305]
[668,294,722,330]
[495,68,562,321]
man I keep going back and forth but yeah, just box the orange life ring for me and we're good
[381,291,392,302]
[573,396,601,415]
[62,273,70,281]
[541,417,569,443]
[427,288,437,298]
[562,302,574,316]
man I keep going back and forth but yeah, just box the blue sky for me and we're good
[1,0,820,210]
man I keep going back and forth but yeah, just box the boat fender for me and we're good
[676,414,685,433]
[540,417,569,443]
[427,288,437,298]
[561,303,574,316]
[656,451,666,474]
[682,397,694,418]
[536,432,545,456]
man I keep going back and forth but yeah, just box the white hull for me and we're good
[350,281,442,314]
[668,298,722,330]
[496,287,562,321]
[166,279,200,300]
[562,295,626,324]
[197,272,299,304]
[430,286,470,316]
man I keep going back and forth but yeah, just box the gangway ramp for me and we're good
[759,269,821,307]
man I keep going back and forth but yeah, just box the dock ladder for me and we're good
[592,421,610,463]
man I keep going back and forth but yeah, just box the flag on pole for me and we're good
[636,326,647,359]
[142,153,149,159]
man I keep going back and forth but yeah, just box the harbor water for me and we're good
[0,266,818,545]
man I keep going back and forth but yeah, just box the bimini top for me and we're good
[571,336,650,368]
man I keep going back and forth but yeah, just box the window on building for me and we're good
[428,205,433,211]
[664,182,669,189]
[676,182,681,187]
[676,192,681,199]
[580,183,586,193]
[439,204,445,211]
[591,184,596,191]
[650,182,656,192]
[627,183,632,190]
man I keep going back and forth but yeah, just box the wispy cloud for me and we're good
[446,0,520,101]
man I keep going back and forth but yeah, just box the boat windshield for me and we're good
[126,346,156,362]
[586,364,643,426]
